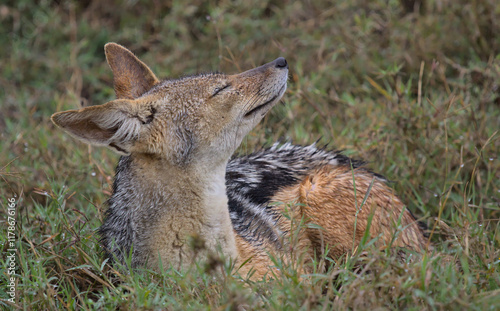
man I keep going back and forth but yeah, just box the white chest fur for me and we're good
[200,167,237,258]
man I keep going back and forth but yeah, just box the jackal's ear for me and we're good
[104,43,159,100]
[51,100,149,155]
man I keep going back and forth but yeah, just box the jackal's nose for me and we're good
[274,57,288,69]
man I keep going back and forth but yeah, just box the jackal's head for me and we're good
[52,43,288,166]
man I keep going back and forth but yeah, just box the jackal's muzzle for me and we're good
[232,57,288,119]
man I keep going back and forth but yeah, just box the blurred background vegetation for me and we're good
[1,0,499,309]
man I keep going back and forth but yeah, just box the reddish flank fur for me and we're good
[233,165,427,279]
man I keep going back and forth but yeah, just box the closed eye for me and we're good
[211,84,231,97]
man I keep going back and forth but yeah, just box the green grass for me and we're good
[1,0,499,309]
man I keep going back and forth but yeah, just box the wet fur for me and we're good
[226,143,427,278]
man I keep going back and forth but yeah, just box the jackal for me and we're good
[51,43,427,279]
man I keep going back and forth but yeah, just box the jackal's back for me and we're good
[226,143,360,247]
[226,143,427,268]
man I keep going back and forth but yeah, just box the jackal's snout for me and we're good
[231,57,288,119]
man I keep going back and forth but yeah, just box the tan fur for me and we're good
[234,233,276,279]
[52,43,427,280]
[121,153,238,270]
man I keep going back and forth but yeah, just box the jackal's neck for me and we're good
[128,153,229,211]
[102,154,237,269]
